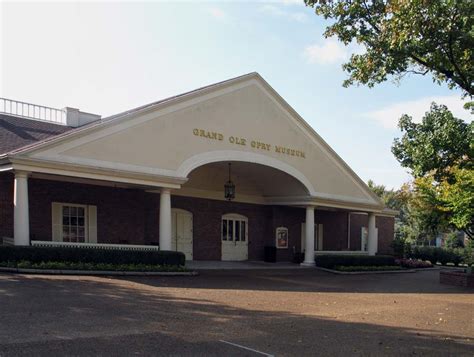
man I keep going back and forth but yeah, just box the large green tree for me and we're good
[392,104,473,238]
[304,0,474,96]
[392,103,473,182]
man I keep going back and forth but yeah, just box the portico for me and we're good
[1,72,395,263]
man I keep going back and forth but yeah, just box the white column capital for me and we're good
[14,171,30,179]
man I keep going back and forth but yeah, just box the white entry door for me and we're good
[171,209,193,260]
[221,214,248,261]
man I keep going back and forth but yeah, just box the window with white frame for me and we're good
[222,215,247,243]
[61,204,87,242]
[52,202,97,243]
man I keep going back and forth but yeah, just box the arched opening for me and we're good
[171,159,312,261]
[180,160,311,203]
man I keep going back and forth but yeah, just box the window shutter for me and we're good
[88,205,97,243]
[51,202,62,242]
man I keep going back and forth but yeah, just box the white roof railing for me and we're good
[0,97,67,125]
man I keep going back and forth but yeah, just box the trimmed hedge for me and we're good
[315,254,396,269]
[409,246,464,266]
[334,265,403,272]
[0,246,185,266]
[1,261,187,272]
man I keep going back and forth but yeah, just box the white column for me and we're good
[302,206,315,266]
[13,171,30,246]
[367,213,378,256]
[159,188,172,251]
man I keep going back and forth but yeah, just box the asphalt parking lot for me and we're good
[0,268,472,356]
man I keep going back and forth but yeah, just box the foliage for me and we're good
[414,167,474,239]
[438,167,474,237]
[334,265,402,272]
[304,0,474,96]
[409,246,464,265]
[0,246,186,266]
[0,260,188,272]
[391,237,411,258]
[395,258,433,269]
[392,103,473,182]
[315,254,395,269]
[444,232,464,249]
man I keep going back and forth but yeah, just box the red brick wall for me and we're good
[0,174,395,260]
[0,173,14,239]
[271,206,305,261]
[172,195,274,261]
[349,213,395,254]
[28,178,154,244]
[440,271,474,288]
[317,210,349,251]
[376,216,395,254]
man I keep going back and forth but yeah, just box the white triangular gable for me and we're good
[20,73,383,209]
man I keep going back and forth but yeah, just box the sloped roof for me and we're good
[0,114,73,155]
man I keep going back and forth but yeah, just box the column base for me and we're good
[300,261,315,267]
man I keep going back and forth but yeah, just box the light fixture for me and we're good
[224,162,235,201]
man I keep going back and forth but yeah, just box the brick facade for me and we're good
[0,173,395,260]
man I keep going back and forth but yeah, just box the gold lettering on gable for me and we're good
[193,128,223,141]
[192,128,305,159]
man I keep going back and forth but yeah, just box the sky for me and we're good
[1,0,471,190]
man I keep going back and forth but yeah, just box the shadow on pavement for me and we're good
[127,268,472,294]
[0,272,472,356]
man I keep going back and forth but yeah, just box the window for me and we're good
[52,202,97,243]
[62,205,87,242]
[222,215,247,243]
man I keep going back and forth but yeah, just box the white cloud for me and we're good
[259,4,308,22]
[302,38,348,65]
[289,12,308,22]
[259,4,285,16]
[258,0,305,5]
[208,7,227,20]
[365,95,472,130]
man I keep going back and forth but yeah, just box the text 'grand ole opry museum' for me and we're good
[0,73,396,264]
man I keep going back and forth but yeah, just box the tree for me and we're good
[304,0,474,96]
[438,167,474,238]
[392,103,473,182]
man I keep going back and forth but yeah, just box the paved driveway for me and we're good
[0,269,472,356]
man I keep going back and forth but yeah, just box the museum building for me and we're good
[0,73,396,264]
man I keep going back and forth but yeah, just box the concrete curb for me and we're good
[314,266,417,275]
[0,266,198,276]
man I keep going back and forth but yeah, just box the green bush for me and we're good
[409,246,464,266]
[315,254,395,269]
[334,265,402,272]
[391,238,409,258]
[0,246,185,266]
[1,260,187,272]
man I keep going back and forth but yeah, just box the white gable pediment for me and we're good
[22,73,383,209]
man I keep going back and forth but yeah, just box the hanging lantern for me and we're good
[224,162,235,201]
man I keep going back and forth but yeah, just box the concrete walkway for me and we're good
[186,260,310,270]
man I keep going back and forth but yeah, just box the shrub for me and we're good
[315,254,395,269]
[1,260,187,272]
[396,258,433,269]
[391,237,410,258]
[0,246,185,266]
[409,246,464,266]
[334,265,402,272]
